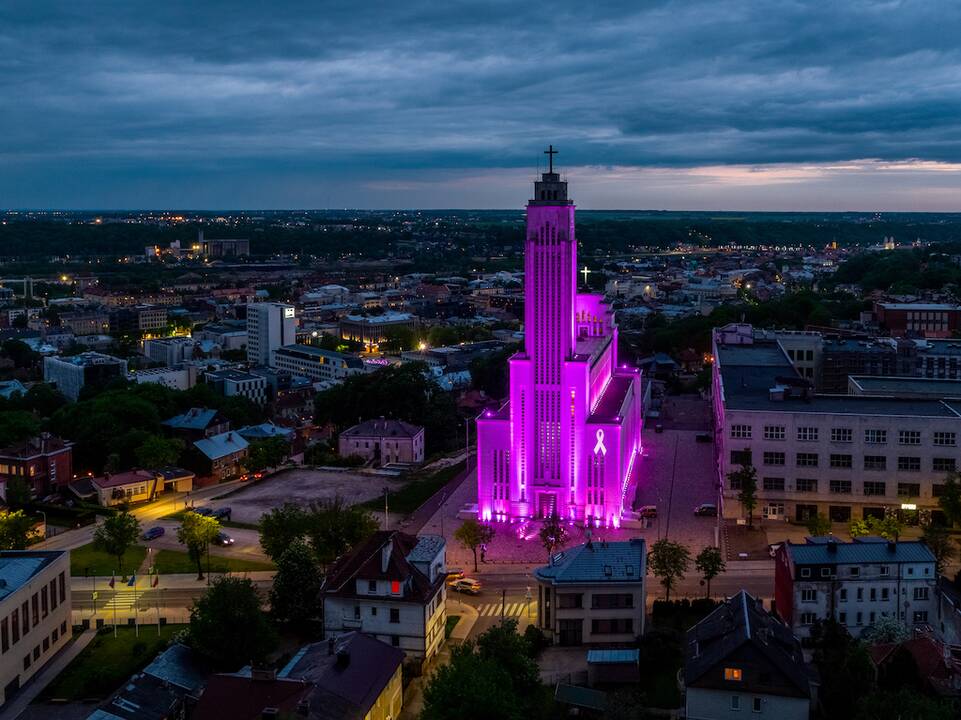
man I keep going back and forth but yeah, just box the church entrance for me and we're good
[537,492,557,519]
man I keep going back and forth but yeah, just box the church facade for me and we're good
[476,150,643,527]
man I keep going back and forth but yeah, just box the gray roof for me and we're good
[685,591,811,697]
[142,643,206,692]
[849,376,961,399]
[534,539,645,584]
[0,552,63,600]
[162,407,220,430]
[785,538,936,565]
[276,343,364,368]
[406,534,445,563]
[194,431,249,460]
[341,418,423,439]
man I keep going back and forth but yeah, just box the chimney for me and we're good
[887,540,897,553]
[826,539,837,553]
[382,538,393,573]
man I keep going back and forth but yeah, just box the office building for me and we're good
[246,303,296,366]
[774,538,937,641]
[0,551,71,707]
[476,152,643,525]
[204,368,267,406]
[42,352,126,401]
[875,302,961,338]
[271,344,364,383]
[712,323,961,524]
[532,539,646,646]
[322,531,446,661]
[339,312,416,351]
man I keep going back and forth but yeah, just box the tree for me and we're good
[0,510,34,550]
[4,477,31,509]
[812,620,876,719]
[861,615,911,645]
[135,435,183,469]
[538,513,569,562]
[848,517,870,538]
[938,474,961,527]
[648,538,691,601]
[245,436,289,474]
[0,411,39,448]
[176,511,221,580]
[269,538,321,626]
[304,496,378,567]
[729,464,758,527]
[258,503,308,562]
[421,619,542,720]
[694,546,726,598]
[806,513,832,537]
[188,576,277,671]
[854,689,956,720]
[454,519,496,572]
[92,510,141,578]
[922,524,954,576]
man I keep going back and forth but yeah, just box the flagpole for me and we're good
[112,574,117,638]
[155,569,160,637]
[133,574,139,638]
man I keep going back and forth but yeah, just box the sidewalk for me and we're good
[0,628,96,720]
[71,570,275,590]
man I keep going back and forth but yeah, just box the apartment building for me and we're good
[712,324,961,524]
[271,344,364,383]
[246,302,296,366]
[339,419,425,465]
[204,368,267,406]
[0,551,71,707]
[322,531,446,661]
[774,538,937,641]
[533,539,646,646]
[0,434,73,498]
[875,302,961,338]
[42,352,127,401]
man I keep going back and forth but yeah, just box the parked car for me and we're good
[654,424,664,433]
[142,526,165,541]
[694,503,718,517]
[450,578,482,595]
[213,507,232,520]
[637,505,658,519]
[213,531,235,546]
[193,507,214,516]
[446,569,466,585]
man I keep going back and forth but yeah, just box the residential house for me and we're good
[684,591,815,720]
[0,433,73,498]
[338,418,425,465]
[321,531,446,661]
[161,408,230,442]
[532,539,646,646]
[193,432,249,480]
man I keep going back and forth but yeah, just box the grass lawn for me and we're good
[43,625,185,701]
[362,460,466,515]
[70,543,147,578]
[445,615,461,639]
[152,549,274,575]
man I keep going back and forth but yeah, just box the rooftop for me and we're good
[534,539,646,584]
[589,373,636,422]
[785,538,936,565]
[162,407,221,431]
[341,418,423,439]
[276,343,364,367]
[48,351,125,367]
[194,431,249,460]
[0,551,65,601]
[849,375,961,399]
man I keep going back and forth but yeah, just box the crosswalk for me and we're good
[99,590,144,612]
[475,601,536,618]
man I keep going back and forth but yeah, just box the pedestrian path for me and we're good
[474,601,537,618]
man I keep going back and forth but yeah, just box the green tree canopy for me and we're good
[729,464,758,527]
[304,496,378,567]
[922,523,954,576]
[269,538,321,626]
[92,510,141,578]
[258,503,309,563]
[135,435,183,469]
[937,474,961,528]
[176,511,221,580]
[0,411,40,448]
[538,513,570,563]
[245,436,289,474]
[694,546,726,598]
[805,513,832,537]
[0,510,34,550]
[188,576,277,671]
[453,519,495,572]
[648,538,691,602]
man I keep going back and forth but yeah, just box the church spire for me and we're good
[530,144,571,206]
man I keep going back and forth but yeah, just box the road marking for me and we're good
[475,602,536,617]
[100,590,144,611]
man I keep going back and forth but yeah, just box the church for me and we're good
[476,148,643,528]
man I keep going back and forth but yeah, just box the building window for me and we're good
[800,568,811,578]
[391,635,400,647]
[591,618,633,634]
[821,568,831,577]
[839,611,847,624]
[856,612,863,625]
[933,431,956,447]
[898,430,921,446]
[913,611,929,623]
[914,587,929,601]
[731,450,752,466]
[840,589,848,601]
[898,483,921,497]
[391,580,400,594]
[933,458,956,473]
[731,425,752,439]
[763,452,785,466]
[797,427,819,442]
[368,580,377,593]
[795,453,818,468]
[830,480,852,494]
[864,455,887,471]
[880,566,889,577]
[830,454,853,469]
[795,478,817,493]
[558,593,583,609]
[831,428,853,443]
[863,481,886,496]
[898,456,921,472]
[864,429,887,445]
[801,589,816,602]
[591,593,634,609]
[763,426,785,441]
[724,667,743,681]
[800,612,817,625]
[731,695,741,711]
[763,477,785,492]
[753,697,762,713]
[390,608,400,624]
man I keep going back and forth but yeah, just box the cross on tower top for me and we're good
[544,145,558,174]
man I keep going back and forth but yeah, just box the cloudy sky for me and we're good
[4,1,961,210]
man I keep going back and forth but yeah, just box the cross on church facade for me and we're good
[544,144,558,173]
[581,265,592,285]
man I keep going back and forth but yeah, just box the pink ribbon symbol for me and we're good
[593,428,607,456]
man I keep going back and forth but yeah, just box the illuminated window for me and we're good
[391,580,400,594]
[724,667,742,681]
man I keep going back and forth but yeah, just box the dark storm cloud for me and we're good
[4,0,961,208]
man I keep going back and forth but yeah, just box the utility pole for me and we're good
[383,486,389,528]
[465,418,470,469]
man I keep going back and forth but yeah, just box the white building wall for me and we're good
[686,687,809,720]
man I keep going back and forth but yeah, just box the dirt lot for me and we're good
[204,467,407,525]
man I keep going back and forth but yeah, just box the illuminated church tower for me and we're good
[476,147,643,527]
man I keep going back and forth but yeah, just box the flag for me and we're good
[108,576,115,589]
[127,574,136,587]
[152,573,159,588]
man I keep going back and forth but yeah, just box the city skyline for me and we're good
[6,2,961,210]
